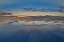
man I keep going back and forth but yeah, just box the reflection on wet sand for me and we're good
[0,22,64,42]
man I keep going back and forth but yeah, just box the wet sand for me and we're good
[0,24,64,42]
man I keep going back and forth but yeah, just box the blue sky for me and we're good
[0,0,64,11]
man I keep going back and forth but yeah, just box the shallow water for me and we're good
[0,22,64,42]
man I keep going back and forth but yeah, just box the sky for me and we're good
[0,0,64,11]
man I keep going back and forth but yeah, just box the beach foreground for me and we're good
[0,23,64,42]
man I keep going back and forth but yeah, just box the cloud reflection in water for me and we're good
[0,21,64,42]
